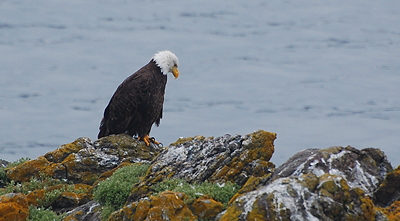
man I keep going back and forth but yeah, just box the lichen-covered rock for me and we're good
[378,201,400,221]
[109,191,197,221]
[6,156,52,182]
[6,135,161,185]
[272,146,392,195]
[148,130,275,186]
[374,166,400,207]
[221,146,392,221]
[190,195,224,220]
[25,183,91,210]
[127,130,276,203]
[222,173,378,221]
[0,193,29,221]
[2,131,398,221]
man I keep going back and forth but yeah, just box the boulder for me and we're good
[6,135,161,185]
[221,146,393,221]
[373,166,400,207]
[109,191,197,221]
[272,146,392,195]
[0,193,29,221]
[125,130,276,203]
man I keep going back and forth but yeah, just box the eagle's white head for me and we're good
[152,50,179,79]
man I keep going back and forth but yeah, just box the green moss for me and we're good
[152,179,240,207]
[93,163,150,220]
[28,205,66,221]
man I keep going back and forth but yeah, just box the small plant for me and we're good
[93,163,150,220]
[6,157,32,168]
[37,185,78,208]
[152,178,240,207]
[28,205,66,221]
[0,173,67,196]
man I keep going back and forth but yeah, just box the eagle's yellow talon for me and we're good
[139,135,160,146]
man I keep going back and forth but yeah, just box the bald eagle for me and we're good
[98,50,179,146]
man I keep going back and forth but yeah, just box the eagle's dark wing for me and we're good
[98,64,154,139]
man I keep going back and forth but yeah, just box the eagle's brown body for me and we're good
[98,60,167,140]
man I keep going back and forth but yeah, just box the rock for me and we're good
[1,131,398,221]
[64,200,102,221]
[374,166,400,207]
[222,146,392,221]
[378,201,400,220]
[190,195,224,219]
[6,135,162,185]
[108,191,197,221]
[272,146,392,195]
[149,130,275,185]
[0,193,29,221]
[125,130,276,204]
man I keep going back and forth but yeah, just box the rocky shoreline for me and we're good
[1,130,399,220]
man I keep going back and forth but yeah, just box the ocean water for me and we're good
[1,0,399,167]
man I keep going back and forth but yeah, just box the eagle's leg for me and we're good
[139,135,160,146]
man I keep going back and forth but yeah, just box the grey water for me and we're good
[1,0,400,167]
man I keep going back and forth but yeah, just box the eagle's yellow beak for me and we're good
[171,66,179,79]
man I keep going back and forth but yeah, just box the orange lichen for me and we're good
[0,193,29,221]
[112,191,198,221]
[6,156,51,182]
[190,195,223,220]
[44,138,86,163]
[219,203,241,221]
[146,191,196,221]
[378,201,400,221]
[132,199,151,221]
[244,130,276,161]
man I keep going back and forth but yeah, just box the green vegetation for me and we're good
[152,178,240,207]
[1,174,67,196]
[28,206,66,221]
[93,163,150,220]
